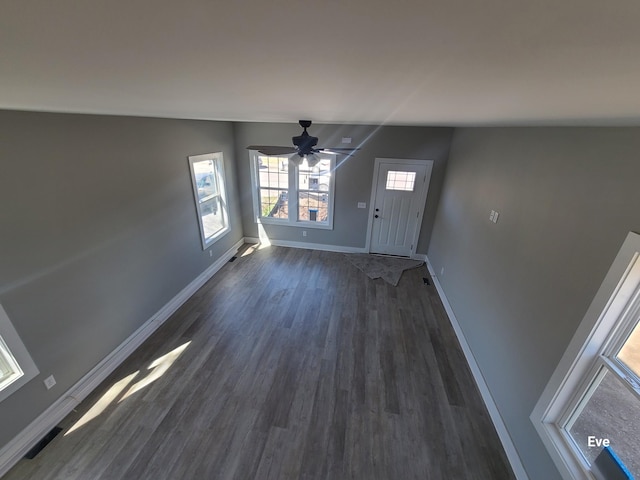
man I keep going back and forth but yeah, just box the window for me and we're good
[386,170,416,191]
[0,304,39,403]
[188,152,230,249]
[532,232,640,479]
[255,155,290,220]
[0,337,21,388]
[250,152,335,229]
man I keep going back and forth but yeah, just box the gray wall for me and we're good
[0,110,242,449]
[427,127,640,480]
[233,122,453,252]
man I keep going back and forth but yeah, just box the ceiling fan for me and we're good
[247,120,358,166]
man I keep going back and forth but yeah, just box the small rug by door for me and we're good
[344,254,424,286]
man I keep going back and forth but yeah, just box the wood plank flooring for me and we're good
[4,245,516,480]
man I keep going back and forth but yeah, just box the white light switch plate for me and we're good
[357,202,366,209]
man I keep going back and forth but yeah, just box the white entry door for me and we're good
[369,159,432,256]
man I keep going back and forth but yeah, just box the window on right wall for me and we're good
[532,232,640,479]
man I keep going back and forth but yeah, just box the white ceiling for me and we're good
[2,0,640,126]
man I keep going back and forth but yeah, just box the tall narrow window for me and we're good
[0,304,39,403]
[256,156,290,221]
[188,152,230,249]
[297,158,331,224]
[532,232,640,479]
[250,152,335,229]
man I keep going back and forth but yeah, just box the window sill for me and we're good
[203,226,230,250]
[257,218,333,230]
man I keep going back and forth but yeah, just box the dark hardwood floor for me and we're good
[4,245,516,480]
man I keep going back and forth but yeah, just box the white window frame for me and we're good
[249,151,336,230]
[532,231,640,479]
[188,152,230,249]
[0,304,39,403]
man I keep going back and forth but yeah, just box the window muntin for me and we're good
[188,153,230,249]
[251,152,335,229]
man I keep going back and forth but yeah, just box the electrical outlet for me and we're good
[209,250,213,257]
[302,230,307,237]
[440,267,445,276]
[44,375,56,390]
[341,137,352,144]
[357,202,366,209]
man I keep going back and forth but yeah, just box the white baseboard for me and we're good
[0,237,245,477]
[424,255,530,480]
[243,237,367,254]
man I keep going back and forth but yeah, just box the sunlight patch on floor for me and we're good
[65,371,139,435]
[240,242,269,257]
[119,341,191,402]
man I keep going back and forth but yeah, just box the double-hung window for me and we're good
[0,304,39,403]
[250,152,335,229]
[532,232,640,479]
[188,152,230,249]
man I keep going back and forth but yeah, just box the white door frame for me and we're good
[364,158,433,258]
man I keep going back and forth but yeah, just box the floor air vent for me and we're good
[24,427,63,459]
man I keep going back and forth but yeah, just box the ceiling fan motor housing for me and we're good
[292,132,318,154]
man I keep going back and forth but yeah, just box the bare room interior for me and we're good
[1,2,640,480]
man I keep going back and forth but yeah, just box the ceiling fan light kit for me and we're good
[247,120,359,165]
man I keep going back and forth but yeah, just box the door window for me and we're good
[385,171,416,191]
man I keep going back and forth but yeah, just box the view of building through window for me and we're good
[257,156,289,219]
[298,159,330,222]
[255,155,333,225]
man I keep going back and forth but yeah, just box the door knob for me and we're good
[375,208,379,212]
[374,215,379,218]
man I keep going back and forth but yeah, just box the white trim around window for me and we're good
[249,151,336,230]
[188,152,230,249]
[531,231,640,479]
[0,304,39,403]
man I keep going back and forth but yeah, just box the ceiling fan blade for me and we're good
[246,145,298,155]
[316,147,360,155]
